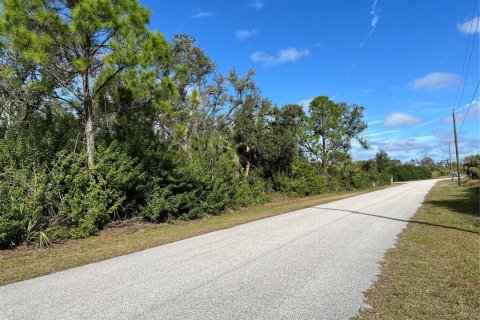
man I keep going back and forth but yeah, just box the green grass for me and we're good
[0,186,391,286]
[356,180,480,320]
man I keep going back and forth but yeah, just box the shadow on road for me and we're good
[312,206,480,235]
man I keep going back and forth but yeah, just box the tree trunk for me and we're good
[245,146,251,177]
[85,98,95,169]
[83,65,95,176]
[321,135,327,173]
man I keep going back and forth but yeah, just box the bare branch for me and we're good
[92,66,124,99]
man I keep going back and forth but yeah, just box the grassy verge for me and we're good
[0,186,391,286]
[356,180,480,319]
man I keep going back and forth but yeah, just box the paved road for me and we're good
[0,180,439,320]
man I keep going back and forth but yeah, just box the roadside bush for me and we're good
[329,162,370,190]
[390,164,432,181]
[142,136,269,222]
[0,215,24,248]
[0,110,80,247]
[276,159,328,196]
[467,168,479,179]
[47,141,141,238]
[234,176,271,207]
[0,166,49,248]
[0,139,143,246]
[0,109,79,171]
[464,154,480,179]
[351,169,370,189]
[377,172,392,186]
[142,152,229,221]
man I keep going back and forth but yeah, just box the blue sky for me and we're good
[142,0,479,162]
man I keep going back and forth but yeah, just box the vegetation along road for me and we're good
[0,179,440,320]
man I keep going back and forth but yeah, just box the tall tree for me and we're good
[375,150,390,173]
[217,68,258,127]
[0,0,169,171]
[419,156,435,170]
[257,104,306,177]
[306,96,368,172]
[232,97,268,177]
[169,34,215,150]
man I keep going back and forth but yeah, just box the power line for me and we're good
[453,0,478,112]
[450,0,477,156]
[456,14,480,112]
[449,0,479,172]
[459,80,480,133]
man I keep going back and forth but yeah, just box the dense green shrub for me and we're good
[390,164,432,181]
[0,215,24,248]
[276,160,328,196]
[234,177,271,207]
[142,136,269,222]
[0,166,49,248]
[377,172,392,186]
[329,162,371,190]
[0,110,81,247]
[464,154,480,179]
[46,142,141,238]
[0,109,79,170]
[0,140,142,246]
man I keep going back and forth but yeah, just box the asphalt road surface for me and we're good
[0,179,439,320]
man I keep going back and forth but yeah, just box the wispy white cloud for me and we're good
[236,29,258,40]
[444,98,480,124]
[250,0,264,10]
[360,0,381,48]
[297,98,313,108]
[367,119,383,126]
[407,101,434,108]
[363,89,372,95]
[370,0,380,29]
[407,102,447,114]
[192,9,214,19]
[410,72,460,92]
[355,127,479,162]
[250,47,310,67]
[370,135,436,154]
[387,84,400,90]
[297,97,313,114]
[420,108,448,114]
[414,118,440,128]
[367,130,398,137]
[384,112,421,127]
[459,98,480,114]
[457,16,480,34]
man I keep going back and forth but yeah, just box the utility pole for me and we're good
[449,143,453,181]
[452,110,461,186]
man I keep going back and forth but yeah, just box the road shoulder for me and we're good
[355,180,480,319]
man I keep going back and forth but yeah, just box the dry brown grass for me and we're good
[0,187,389,286]
[356,180,480,319]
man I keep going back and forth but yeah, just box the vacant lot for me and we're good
[356,180,480,319]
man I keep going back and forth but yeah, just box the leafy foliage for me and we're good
[2,0,437,249]
[390,164,432,182]
[463,154,480,179]
[276,160,328,196]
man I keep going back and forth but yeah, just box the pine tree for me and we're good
[0,0,170,173]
